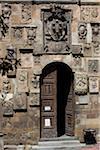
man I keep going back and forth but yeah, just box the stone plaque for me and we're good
[91,23,100,43]
[93,42,100,56]
[21,4,32,23]
[89,76,99,93]
[81,6,100,22]
[29,72,40,93]
[42,5,72,53]
[29,93,40,106]
[12,27,23,43]
[78,23,87,43]
[14,93,27,111]
[75,73,88,95]
[78,95,89,105]
[83,44,92,57]
[88,60,99,73]
[20,53,33,68]
[17,69,28,92]
[72,45,83,56]
[3,98,13,116]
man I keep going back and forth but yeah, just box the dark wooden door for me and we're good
[40,68,57,138]
[40,63,74,138]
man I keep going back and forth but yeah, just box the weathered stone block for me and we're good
[14,93,27,111]
[17,69,29,92]
[20,53,33,68]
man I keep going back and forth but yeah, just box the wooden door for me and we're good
[40,63,74,138]
[40,69,57,138]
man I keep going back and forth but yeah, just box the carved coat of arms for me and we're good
[42,5,72,53]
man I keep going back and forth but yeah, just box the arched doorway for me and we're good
[40,62,74,138]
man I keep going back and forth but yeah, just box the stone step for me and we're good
[31,136,86,150]
[38,140,80,146]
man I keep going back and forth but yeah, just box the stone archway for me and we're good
[40,62,75,139]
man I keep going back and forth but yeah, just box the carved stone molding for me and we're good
[42,4,72,53]
[78,23,87,42]
[75,73,88,95]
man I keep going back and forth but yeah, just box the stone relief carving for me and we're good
[34,56,40,64]
[17,69,28,92]
[89,76,99,93]
[78,23,87,42]
[72,57,82,70]
[91,23,100,43]
[3,97,13,116]
[2,78,11,94]
[6,45,17,77]
[75,73,88,95]
[88,60,99,73]
[0,45,20,76]
[0,3,11,39]
[14,93,27,111]
[30,72,40,93]
[29,93,40,106]
[93,42,100,56]
[81,7,99,22]
[26,27,36,46]
[21,4,32,23]
[83,44,92,57]
[2,3,11,24]
[12,27,23,41]
[72,45,83,56]
[42,5,72,53]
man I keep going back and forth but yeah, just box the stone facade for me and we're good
[0,0,100,148]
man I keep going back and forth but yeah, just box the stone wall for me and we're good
[0,0,100,146]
